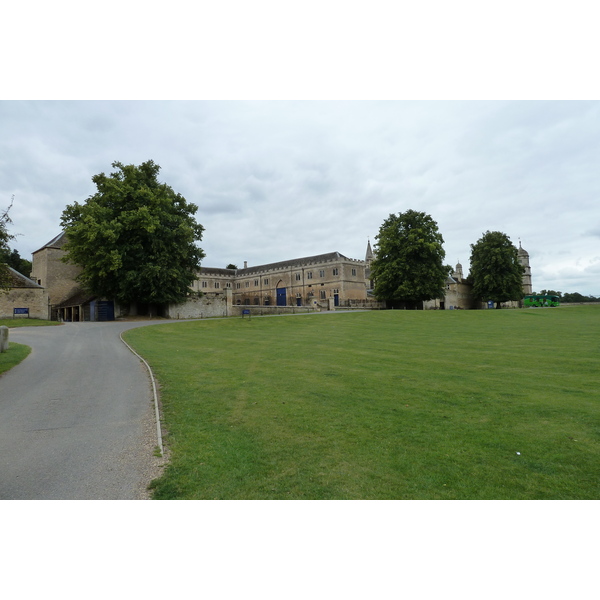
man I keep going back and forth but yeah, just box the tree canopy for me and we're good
[469,231,524,308]
[370,210,449,308]
[60,160,205,307]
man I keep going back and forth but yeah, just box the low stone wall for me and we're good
[166,293,231,319]
[230,305,317,317]
[0,287,50,320]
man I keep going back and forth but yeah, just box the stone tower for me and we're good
[518,242,532,295]
[453,261,464,282]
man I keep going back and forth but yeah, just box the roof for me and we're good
[32,231,68,254]
[57,289,96,308]
[233,251,357,275]
[2,265,42,288]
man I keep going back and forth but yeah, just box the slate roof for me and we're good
[57,289,96,308]
[3,265,42,288]
[229,251,355,276]
[32,231,68,254]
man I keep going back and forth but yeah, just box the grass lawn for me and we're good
[0,342,32,376]
[0,318,60,328]
[123,306,600,500]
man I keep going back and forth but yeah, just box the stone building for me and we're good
[424,242,532,310]
[194,251,372,309]
[30,232,121,321]
[0,266,49,319]
[26,231,532,318]
[28,233,378,320]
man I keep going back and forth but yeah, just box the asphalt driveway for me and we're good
[0,321,165,500]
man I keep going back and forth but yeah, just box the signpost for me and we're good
[242,309,251,319]
[13,308,29,318]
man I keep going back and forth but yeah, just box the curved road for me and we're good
[0,321,165,500]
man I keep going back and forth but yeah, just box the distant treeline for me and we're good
[534,290,600,303]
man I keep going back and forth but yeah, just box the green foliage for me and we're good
[469,231,523,307]
[370,210,450,306]
[1,198,15,291]
[0,248,32,277]
[60,161,205,306]
[124,307,600,499]
[562,292,600,303]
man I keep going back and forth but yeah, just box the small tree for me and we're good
[370,210,450,309]
[0,198,15,292]
[469,231,524,308]
[61,160,205,310]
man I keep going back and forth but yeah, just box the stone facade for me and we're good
[30,232,82,308]
[0,266,50,319]
[194,252,371,310]
[26,230,532,318]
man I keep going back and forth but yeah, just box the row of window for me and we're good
[199,268,358,289]
[235,289,341,305]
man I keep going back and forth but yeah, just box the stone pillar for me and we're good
[0,326,8,353]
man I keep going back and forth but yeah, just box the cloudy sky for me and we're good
[2,3,599,297]
[2,100,599,295]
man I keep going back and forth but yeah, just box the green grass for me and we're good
[123,306,600,499]
[0,318,60,328]
[0,342,32,376]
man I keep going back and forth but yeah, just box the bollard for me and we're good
[0,326,8,353]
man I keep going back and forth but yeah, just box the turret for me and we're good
[453,261,463,282]
[518,241,532,295]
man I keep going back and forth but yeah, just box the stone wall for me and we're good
[0,286,50,319]
[165,291,232,319]
[30,245,82,307]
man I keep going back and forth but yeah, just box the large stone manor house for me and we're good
[1,231,532,320]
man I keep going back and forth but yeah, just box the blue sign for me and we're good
[14,308,29,315]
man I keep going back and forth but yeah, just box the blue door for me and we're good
[276,287,287,306]
[334,293,339,307]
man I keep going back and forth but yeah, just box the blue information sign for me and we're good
[14,308,29,315]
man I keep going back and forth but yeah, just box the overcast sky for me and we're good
[2,100,598,295]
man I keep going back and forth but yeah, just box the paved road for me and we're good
[0,321,164,500]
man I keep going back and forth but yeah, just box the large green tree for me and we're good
[469,231,524,308]
[370,210,450,308]
[60,160,205,308]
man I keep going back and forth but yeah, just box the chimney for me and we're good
[244,261,248,269]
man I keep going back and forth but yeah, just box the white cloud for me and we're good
[1,100,599,295]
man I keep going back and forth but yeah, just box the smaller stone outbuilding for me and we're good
[0,266,50,320]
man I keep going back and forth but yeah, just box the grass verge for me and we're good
[0,318,60,328]
[0,342,32,376]
[124,306,600,499]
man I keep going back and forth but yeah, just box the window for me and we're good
[201,281,208,288]
[333,268,339,276]
[263,278,269,285]
[307,271,313,279]
[319,270,325,277]
[236,283,241,289]
[295,273,301,281]
[352,268,357,276]
[226,282,231,288]
[245,281,250,288]
[215,282,220,289]
[320,290,326,299]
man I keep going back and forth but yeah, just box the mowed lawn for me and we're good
[124,306,600,500]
